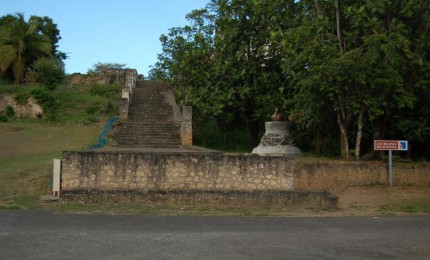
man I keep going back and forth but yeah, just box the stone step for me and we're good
[118,127,178,130]
[118,126,179,130]
[115,139,180,144]
[116,141,180,145]
[118,122,179,126]
[118,138,180,142]
[128,111,173,115]
[116,139,180,144]
[128,114,174,118]
[115,144,180,148]
[115,135,180,140]
[116,131,180,135]
[129,108,171,112]
[117,124,179,129]
[128,114,173,118]
[116,140,181,144]
[117,134,180,139]
[129,112,172,115]
[116,137,180,142]
[117,133,180,138]
[130,102,168,106]
[118,123,178,126]
[118,129,180,136]
[130,104,170,107]
[116,131,179,136]
[127,119,175,123]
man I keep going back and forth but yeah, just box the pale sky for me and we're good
[0,0,209,76]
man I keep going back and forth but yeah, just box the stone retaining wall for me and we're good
[62,152,430,194]
[61,151,295,192]
[60,151,430,207]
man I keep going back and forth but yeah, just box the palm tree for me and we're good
[0,13,52,83]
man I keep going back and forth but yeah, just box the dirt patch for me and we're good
[334,186,430,216]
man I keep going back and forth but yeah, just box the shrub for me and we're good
[25,57,65,90]
[105,101,115,114]
[5,106,15,118]
[90,84,121,99]
[30,86,58,120]
[13,91,30,105]
[0,106,16,122]
[85,102,102,115]
[0,114,7,122]
[83,115,99,125]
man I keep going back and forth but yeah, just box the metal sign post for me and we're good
[374,140,408,187]
[388,150,393,186]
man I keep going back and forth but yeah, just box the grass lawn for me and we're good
[0,119,102,209]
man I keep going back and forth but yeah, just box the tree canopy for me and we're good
[151,0,430,160]
[0,13,64,83]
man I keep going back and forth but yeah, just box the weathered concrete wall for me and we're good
[61,151,295,192]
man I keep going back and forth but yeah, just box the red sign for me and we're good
[374,140,408,151]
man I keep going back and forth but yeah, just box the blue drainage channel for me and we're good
[89,116,118,150]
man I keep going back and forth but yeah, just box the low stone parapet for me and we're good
[61,151,295,192]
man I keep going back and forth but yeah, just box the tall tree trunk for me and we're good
[315,124,324,154]
[249,120,260,148]
[335,0,344,53]
[13,54,25,84]
[372,116,385,159]
[337,109,349,160]
[335,0,349,159]
[354,102,366,160]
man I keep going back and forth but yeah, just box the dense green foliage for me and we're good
[0,80,121,124]
[0,13,64,83]
[150,0,430,160]
[25,56,65,90]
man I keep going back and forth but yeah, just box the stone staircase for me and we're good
[113,80,181,148]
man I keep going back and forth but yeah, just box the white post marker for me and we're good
[52,159,62,196]
[374,140,408,186]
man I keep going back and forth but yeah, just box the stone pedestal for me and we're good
[252,121,301,156]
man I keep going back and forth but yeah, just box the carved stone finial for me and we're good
[271,106,283,121]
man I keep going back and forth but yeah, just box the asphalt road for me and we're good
[0,211,429,259]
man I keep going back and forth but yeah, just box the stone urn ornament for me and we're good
[271,106,283,121]
[252,107,301,156]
